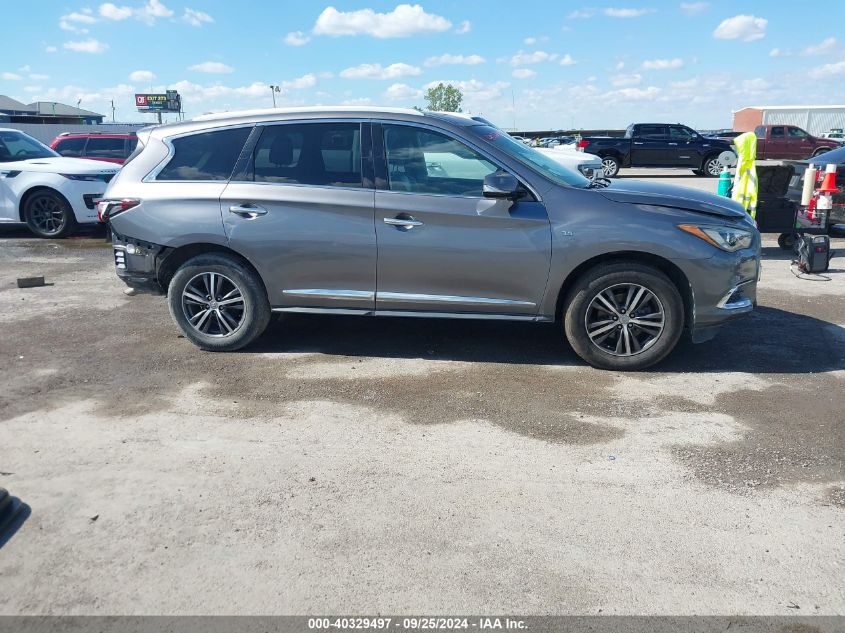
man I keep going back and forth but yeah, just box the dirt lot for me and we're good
[1,200,843,614]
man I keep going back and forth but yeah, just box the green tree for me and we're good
[422,83,463,112]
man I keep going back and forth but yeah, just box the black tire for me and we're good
[600,155,620,178]
[778,232,797,251]
[167,254,271,352]
[23,189,77,238]
[700,155,723,178]
[563,262,684,370]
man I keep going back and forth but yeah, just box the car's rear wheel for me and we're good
[700,155,723,178]
[24,190,77,239]
[168,254,271,351]
[812,147,831,157]
[564,262,684,370]
[600,156,620,178]
[778,232,798,251]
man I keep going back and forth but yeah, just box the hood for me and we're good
[599,179,748,220]
[7,157,120,175]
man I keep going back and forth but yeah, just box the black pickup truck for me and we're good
[577,123,735,178]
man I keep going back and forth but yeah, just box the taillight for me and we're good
[96,198,140,222]
[577,139,590,152]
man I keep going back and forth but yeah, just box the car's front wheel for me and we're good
[564,262,684,370]
[24,190,77,238]
[700,155,723,178]
[168,254,271,351]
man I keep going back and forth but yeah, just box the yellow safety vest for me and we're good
[732,131,758,218]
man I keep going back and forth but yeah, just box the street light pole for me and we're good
[269,84,280,108]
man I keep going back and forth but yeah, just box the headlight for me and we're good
[677,224,754,252]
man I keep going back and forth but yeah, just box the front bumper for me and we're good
[111,229,165,294]
[680,242,761,343]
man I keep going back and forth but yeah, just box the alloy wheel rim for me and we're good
[707,159,723,176]
[602,159,617,175]
[30,196,66,235]
[181,272,245,337]
[585,283,665,357]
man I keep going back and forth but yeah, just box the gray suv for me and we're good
[100,107,760,370]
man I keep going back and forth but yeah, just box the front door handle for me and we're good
[668,142,678,146]
[229,204,268,218]
[384,216,423,229]
[633,142,644,145]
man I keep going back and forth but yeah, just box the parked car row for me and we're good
[50,132,138,165]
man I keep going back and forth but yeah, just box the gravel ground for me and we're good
[0,195,843,615]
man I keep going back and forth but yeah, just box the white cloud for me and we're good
[2,72,22,81]
[802,37,837,56]
[284,31,311,46]
[559,54,576,66]
[680,2,708,15]
[314,4,452,38]
[340,97,374,106]
[425,79,510,102]
[24,86,42,93]
[524,37,537,45]
[809,60,845,79]
[454,20,471,34]
[602,85,662,101]
[641,57,684,70]
[29,73,50,81]
[340,62,422,80]
[60,11,97,33]
[713,14,767,42]
[769,48,788,57]
[98,0,173,25]
[510,50,558,66]
[610,73,642,86]
[45,46,58,53]
[741,78,770,92]
[384,83,423,100]
[603,7,653,18]
[129,70,156,82]
[99,3,133,20]
[280,74,317,90]
[183,8,213,26]
[424,54,485,66]
[189,61,234,74]
[63,39,109,53]
[512,68,537,79]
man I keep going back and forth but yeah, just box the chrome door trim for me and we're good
[282,289,375,301]
[377,292,535,307]
[270,306,554,322]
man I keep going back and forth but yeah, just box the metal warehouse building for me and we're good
[733,105,845,136]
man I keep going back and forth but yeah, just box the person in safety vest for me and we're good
[732,131,758,219]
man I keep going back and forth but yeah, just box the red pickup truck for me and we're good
[753,124,842,160]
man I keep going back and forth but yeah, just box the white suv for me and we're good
[0,128,120,238]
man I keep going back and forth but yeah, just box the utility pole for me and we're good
[111,99,115,123]
[511,89,516,131]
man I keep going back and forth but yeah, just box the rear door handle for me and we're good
[668,142,678,146]
[633,142,644,145]
[384,216,423,229]
[229,204,268,218]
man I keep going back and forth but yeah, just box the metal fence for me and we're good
[1,122,147,144]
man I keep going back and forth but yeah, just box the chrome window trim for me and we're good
[372,118,542,202]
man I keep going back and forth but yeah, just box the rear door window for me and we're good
[636,125,668,139]
[85,137,127,159]
[248,122,362,187]
[157,127,251,181]
[55,137,87,157]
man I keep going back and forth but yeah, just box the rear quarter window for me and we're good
[157,127,251,181]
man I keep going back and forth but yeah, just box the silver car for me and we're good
[100,107,760,370]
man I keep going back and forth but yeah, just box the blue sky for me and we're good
[1,0,844,129]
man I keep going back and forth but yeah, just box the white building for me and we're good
[732,105,845,136]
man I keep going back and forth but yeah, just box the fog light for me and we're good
[126,244,139,255]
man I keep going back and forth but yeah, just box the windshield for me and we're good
[0,130,60,162]
[470,125,590,188]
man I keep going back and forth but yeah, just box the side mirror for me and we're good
[483,170,523,200]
